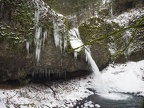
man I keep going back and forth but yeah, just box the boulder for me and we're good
[113,0,144,15]
[79,17,111,71]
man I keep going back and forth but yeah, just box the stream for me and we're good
[75,94,143,108]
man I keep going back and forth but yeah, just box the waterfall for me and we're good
[85,48,108,93]
[69,28,108,93]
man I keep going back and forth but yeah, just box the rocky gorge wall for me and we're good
[0,0,111,82]
[0,0,144,83]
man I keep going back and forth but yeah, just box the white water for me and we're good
[69,28,108,93]
[68,28,141,100]
[85,48,108,93]
[0,60,143,108]
[1,29,144,107]
[1,0,144,108]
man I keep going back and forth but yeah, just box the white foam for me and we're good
[99,93,132,100]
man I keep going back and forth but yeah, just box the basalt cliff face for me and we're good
[0,0,144,82]
[0,0,110,82]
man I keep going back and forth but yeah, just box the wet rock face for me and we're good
[128,50,144,62]
[0,56,32,82]
[79,18,111,71]
[0,41,33,82]
[90,43,110,71]
[38,30,89,72]
[0,0,91,82]
[113,0,144,15]
[0,42,91,82]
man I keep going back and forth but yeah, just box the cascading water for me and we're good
[69,28,108,93]
[68,28,138,100]
[32,0,144,99]
[85,48,108,93]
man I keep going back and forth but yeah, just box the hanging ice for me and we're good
[53,20,61,47]
[43,29,48,47]
[35,26,42,63]
[110,2,113,18]
[34,3,42,63]
[69,28,83,59]
[26,41,30,56]
[53,18,68,53]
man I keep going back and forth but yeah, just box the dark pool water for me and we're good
[74,94,143,108]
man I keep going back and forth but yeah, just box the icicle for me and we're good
[41,69,44,79]
[110,2,113,18]
[35,11,40,26]
[45,68,47,79]
[74,51,78,59]
[64,70,66,80]
[26,41,30,57]
[53,20,60,47]
[48,70,50,80]
[123,30,132,56]
[63,35,67,52]
[34,2,43,63]
[102,0,106,5]
[59,71,61,78]
[59,35,63,53]
[35,27,42,63]
[43,29,48,48]
[32,70,35,80]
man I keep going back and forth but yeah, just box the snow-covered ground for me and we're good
[0,60,144,108]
